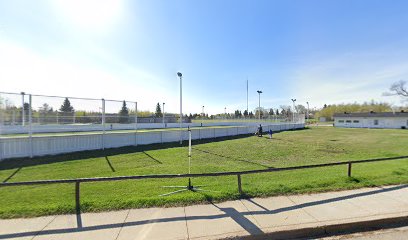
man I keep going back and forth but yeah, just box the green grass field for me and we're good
[0,127,407,218]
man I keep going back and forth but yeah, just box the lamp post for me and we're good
[257,90,263,121]
[224,107,226,120]
[201,105,204,126]
[291,98,296,123]
[21,92,25,126]
[163,102,165,127]
[177,72,183,144]
[306,101,309,121]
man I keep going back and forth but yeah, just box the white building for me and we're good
[333,111,408,129]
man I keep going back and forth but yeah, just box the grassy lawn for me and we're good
[0,127,407,218]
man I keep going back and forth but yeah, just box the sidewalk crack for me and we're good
[31,215,58,240]
[240,199,262,227]
[114,209,131,240]
[286,196,320,222]
[183,207,190,240]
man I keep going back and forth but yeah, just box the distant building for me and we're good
[333,111,408,129]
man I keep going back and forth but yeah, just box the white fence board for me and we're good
[0,123,304,160]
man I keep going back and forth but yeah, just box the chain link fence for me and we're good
[0,91,305,160]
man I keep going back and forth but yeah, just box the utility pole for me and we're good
[257,90,263,121]
[246,78,249,114]
[163,102,165,127]
[291,98,296,123]
[178,72,183,144]
[306,101,309,121]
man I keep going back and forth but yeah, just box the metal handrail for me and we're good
[1,155,407,218]
[1,155,407,187]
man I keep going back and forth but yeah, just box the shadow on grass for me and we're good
[2,167,22,183]
[143,152,162,164]
[104,156,115,172]
[192,147,273,169]
[0,133,262,171]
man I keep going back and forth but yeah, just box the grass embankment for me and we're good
[0,127,407,218]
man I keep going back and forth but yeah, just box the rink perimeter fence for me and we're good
[0,91,305,160]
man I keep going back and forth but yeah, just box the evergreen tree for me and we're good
[234,110,240,118]
[119,101,129,123]
[59,98,74,112]
[276,109,280,115]
[155,103,162,117]
[269,108,274,115]
[243,110,248,117]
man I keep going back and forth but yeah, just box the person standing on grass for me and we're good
[268,129,273,139]
[258,124,263,137]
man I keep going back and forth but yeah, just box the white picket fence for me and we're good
[0,123,304,160]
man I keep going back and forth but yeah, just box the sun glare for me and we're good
[51,0,124,33]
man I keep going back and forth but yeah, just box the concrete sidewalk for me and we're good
[1,185,407,240]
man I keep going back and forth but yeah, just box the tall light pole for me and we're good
[21,92,25,126]
[306,101,309,120]
[224,107,226,120]
[257,90,263,121]
[178,72,183,144]
[162,102,165,127]
[246,78,249,114]
[291,98,296,123]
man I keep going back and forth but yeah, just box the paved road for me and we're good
[319,226,408,239]
[1,185,407,240]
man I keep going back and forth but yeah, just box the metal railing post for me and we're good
[348,162,352,177]
[237,174,243,195]
[75,181,82,228]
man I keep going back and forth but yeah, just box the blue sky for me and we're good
[1,0,407,114]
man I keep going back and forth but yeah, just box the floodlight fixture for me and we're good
[291,98,297,124]
[257,90,263,121]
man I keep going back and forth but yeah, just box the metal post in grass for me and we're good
[160,127,209,196]
[178,72,183,145]
[75,181,82,228]
[348,162,352,177]
[29,94,33,158]
[237,174,243,195]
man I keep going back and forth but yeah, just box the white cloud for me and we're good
[291,51,408,108]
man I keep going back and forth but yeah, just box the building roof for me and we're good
[333,111,408,118]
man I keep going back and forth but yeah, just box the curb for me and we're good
[225,215,408,240]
